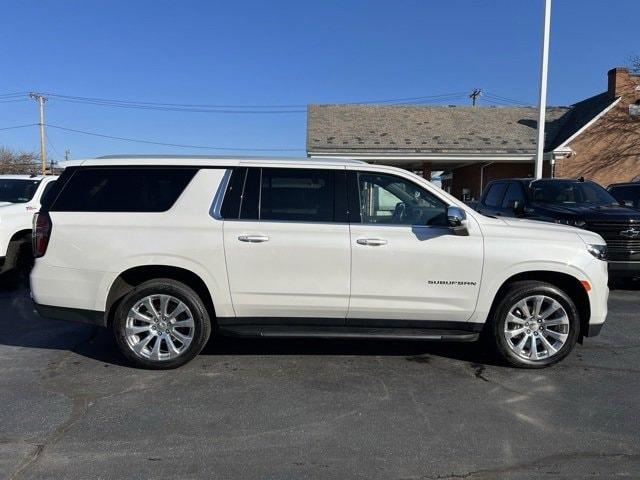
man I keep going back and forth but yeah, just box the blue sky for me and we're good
[1,0,638,160]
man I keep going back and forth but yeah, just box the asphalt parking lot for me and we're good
[1,285,639,480]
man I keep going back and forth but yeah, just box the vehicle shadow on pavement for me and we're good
[0,285,503,369]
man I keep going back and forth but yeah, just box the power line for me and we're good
[45,131,63,158]
[46,124,305,152]
[49,98,306,114]
[0,123,38,131]
[42,91,470,109]
[0,92,28,98]
[483,92,532,106]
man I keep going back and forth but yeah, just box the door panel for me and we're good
[347,169,483,323]
[348,224,483,322]
[223,221,350,318]
[221,167,350,320]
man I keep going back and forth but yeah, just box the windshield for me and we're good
[530,181,619,206]
[0,179,41,203]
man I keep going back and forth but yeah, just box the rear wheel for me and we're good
[0,240,33,288]
[113,279,211,369]
[488,281,580,368]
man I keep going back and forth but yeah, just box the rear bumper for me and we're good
[608,261,640,278]
[34,302,106,327]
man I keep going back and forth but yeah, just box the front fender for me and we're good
[470,259,597,324]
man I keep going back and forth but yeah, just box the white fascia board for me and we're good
[553,96,622,151]
[308,152,536,162]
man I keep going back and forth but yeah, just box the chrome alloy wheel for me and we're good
[124,294,195,361]
[503,295,570,361]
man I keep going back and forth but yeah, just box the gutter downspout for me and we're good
[479,162,494,198]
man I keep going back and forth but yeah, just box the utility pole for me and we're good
[29,93,47,175]
[534,0,552,179]
[64,149,70,161]
[469,88,482,106]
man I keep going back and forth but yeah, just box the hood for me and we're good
[500,216,606,246]
[0,202,12,208]
[501,216,582,235]
[532,202,640,222]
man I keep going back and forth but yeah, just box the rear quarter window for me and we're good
[49,167,198,212]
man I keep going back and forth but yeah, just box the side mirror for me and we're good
[447,206,469,236]
[509,200,525,216]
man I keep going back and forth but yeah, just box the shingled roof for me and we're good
[306,98,616,155]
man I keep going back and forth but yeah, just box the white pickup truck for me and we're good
[0,175,57,281]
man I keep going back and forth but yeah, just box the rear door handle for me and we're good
[356,238,388,246]
[238,235,269,243]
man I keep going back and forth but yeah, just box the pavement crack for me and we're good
[470,363,489,382]
[9,326,100,480]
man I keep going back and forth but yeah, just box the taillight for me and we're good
[32,212,52,258]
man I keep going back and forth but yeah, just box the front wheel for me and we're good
[113,279,211,369]
[487,281,580,368]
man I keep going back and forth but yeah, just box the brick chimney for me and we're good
[608,67,640,98]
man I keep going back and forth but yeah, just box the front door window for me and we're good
[356,173,448,226]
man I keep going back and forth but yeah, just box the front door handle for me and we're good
[238,235,269,243]
[356,238,388,246]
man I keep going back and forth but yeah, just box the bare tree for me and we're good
[630,54,640,74]
[0,147,40,175]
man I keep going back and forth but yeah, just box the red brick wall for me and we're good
[450,162,543,200]
[555,68,640,186]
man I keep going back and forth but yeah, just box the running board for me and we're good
[219,325,480,342]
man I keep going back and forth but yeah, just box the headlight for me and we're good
[555,218,586,227]
[587,244,607,261]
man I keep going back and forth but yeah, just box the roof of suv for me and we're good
[0,174,53,180]
[63,155,367,168]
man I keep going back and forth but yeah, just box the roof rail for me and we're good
[93,154,367,165]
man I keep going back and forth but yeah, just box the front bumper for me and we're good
[34,302,106,327]
[608,261,640,278]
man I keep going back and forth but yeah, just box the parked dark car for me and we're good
[476,178,640,279]
[608,182,640,210]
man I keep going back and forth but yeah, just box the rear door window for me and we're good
[50,168,197,212]
[259,168,335,222]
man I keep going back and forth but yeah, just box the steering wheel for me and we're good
[392,202,407,224]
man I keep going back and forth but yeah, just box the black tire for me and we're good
[487,281,580,368]
[113,278,211,369]
[0,240,32,289]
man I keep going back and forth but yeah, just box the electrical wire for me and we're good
[0,123,38,131]
[43,91,470,109]
[46,124,305,152]
[0,92,28,98]
[45,131,63,159]
[483,92,532,106]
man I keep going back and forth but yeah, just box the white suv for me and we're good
[0,175,57,282]
[30,156,608,369]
